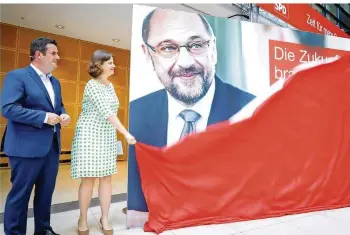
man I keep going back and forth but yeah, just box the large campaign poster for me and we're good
[126,4,350,228]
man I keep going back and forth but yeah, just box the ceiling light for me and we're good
[55,25,64,29]
[112,39,120,42]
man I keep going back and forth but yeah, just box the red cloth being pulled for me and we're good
[135,55,350,234]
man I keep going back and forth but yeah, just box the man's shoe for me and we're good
[34,229,60,235]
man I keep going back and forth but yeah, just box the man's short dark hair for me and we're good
[30,37,57,61]
[142,9,214,43]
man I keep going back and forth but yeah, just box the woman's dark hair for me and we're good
[88,50,113,78]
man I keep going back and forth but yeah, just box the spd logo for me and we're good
[274,4,289,19]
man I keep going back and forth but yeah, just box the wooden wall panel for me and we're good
[0,24,17,49]
[18,27,50,51]
[18,28,80,59]
[49,34,79,59]
[63,104,77,128]
[79,42,130,70]
[60,82,78,103]
[61,128,75,151]
[0,22,130,161]
[17,51,30,68]
[114,49,130,68]
[77,105,82,118]
[80,41,113,62]
[0,74,6,126]
[115,87,127,108]
[111,67,127,87]
[0,74,4,95]
[79,62,90,83]
[0,49,16,73]
[117,108,127,158]
[0,111,6,126]
[0,126,5,148]
[117,108,125,126]
[78,83,86,103]
[53,59,78,81]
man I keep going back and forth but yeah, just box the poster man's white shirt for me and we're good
[167,77,216,146]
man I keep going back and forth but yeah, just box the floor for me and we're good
[1,162,350,234]
[0,201,349,235]
[0,161,128,213]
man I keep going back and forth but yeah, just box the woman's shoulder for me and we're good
[86,78,96,84]
[85,78,99,88]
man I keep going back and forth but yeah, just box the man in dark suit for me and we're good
[1,37,70,235]
[126,8,255,226]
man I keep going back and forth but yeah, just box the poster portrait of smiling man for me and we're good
[126,4,256,227]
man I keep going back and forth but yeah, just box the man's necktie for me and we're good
[179,109,201,139]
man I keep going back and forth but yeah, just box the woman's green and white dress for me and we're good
[71,79,119,179]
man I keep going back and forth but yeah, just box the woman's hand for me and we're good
[125,133,137,145]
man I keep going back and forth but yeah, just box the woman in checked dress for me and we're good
[71,50,136,235]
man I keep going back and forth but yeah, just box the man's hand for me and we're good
[47,113,62,126]
[60,113,71,127]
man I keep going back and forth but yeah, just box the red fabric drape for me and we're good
[135,55,350,234]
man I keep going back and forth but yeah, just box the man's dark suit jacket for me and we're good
[127,76,255,212]
[1,66,66,157]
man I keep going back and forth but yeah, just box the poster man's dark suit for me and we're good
[127,76,255,212]
[1,66,66,234]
